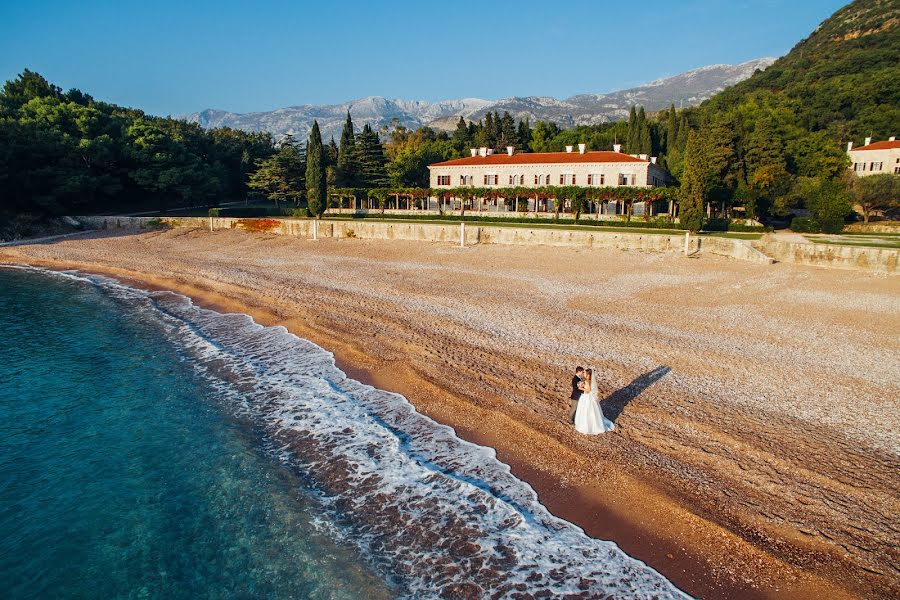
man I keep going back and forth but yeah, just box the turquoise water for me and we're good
[0,267,689,599]
[0,268,391,599]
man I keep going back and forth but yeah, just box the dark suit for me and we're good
[569,375,583,423]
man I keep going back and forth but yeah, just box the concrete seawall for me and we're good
[75,216,900,272]
[752,238,898,273]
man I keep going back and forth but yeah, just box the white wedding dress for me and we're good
[574,373,615,435]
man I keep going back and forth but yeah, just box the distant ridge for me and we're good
[180,58,775,141]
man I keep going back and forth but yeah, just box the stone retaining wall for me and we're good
[71,216,798,269]
[752,238,898,273]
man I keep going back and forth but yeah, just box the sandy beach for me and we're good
[2,227,898,599]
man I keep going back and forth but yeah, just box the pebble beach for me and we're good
[3,227,898,599]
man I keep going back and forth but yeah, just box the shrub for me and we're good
[234,218,282,233]
[700,218,772,233]
[702,218,729,232]
[344,228,356,238]
[790,217,822,233]
[145,218,166,228]
[208,208,220,217]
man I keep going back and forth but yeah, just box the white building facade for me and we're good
[847,138,900,176]
[428,146,669,190]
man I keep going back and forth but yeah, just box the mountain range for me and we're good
[180,58,775,142]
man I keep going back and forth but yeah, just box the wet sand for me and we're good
[2,227,898,599]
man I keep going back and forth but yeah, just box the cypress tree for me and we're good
[626,106,637,152]
[637,107,651,154]
[665,104,677,153]
[306,120,326,218]
[679,125,732,231]
[679,131,706,232]
[336,112,359,187]
[640,123,652,155]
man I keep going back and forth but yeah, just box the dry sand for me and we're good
[3,227,898,599]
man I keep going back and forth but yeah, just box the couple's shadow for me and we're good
[603,365,671,422]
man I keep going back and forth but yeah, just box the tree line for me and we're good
[0,70,275,222]
[4,21,898,234]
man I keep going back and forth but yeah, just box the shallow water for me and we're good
[0,267,689,599]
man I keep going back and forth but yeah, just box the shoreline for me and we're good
[2,228,895,598]
[2,255,869,600]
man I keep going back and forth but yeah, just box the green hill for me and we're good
[705,0,899,141]
[673,0,899,225]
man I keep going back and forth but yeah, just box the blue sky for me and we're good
[0,0,846,116]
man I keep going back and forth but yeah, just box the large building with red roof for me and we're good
[847,137,900,177]
[428,144,670,190]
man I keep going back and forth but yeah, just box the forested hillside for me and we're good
[2,1,896,235]
[0,70,275,224]
[674,0,899,225]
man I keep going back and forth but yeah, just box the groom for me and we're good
[569,366,584,424]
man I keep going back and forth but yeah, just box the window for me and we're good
[483,174,498,185]
[560,173,575,185]
[871,162,883,171]
[854,162,866,172]
[587,173,604,186]
[536,174,550,185]
[618,173,635,186]
[895,166,900,174]
[509,174,524,185]
[437,175,451,186]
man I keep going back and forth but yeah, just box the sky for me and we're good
[0,0,848,116]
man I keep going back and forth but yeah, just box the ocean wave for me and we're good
[23,267,691,599]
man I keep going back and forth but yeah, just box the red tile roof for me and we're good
[429,150,647,167]
[850,140,900,151]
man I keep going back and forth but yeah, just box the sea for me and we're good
[0,266,690,599]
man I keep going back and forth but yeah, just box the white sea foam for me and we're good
[27,267,692,599]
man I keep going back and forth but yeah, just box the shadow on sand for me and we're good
[603,366,671,422]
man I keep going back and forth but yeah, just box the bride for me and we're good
[574,369,615,435]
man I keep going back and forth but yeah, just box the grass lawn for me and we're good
[320,216,763,239]
[804,234,900,249]
[134,206,764,240]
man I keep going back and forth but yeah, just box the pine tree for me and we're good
[451,116,471,152]
[679,125,732,231]
[248,135,303,206]
[306,121,326,218]
[327,136,338,166]
[356,124,388,188]
[336,112,359,187]
[498,111,517,149]
[516,118,532,152]
[744,120,786,179]
[482,112,496,148]
[743,119,790,209]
